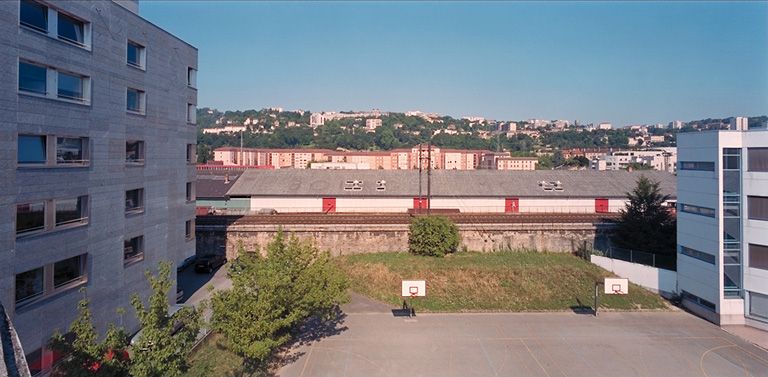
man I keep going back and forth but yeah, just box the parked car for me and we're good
[130,304,193,346]
[176,255,197,272]
[194,254,226,273]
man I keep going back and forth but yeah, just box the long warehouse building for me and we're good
[225,170,677,214]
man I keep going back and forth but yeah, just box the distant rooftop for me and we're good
[227,169,677,199]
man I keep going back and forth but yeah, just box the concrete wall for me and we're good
[590,255,677,295]
[0,0,196,354]
[196,222,611,258]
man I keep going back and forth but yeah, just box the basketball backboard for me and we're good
[604,278,628,295]
[401,280,426,297]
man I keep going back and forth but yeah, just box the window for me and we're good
[57,71,85,101]
[126,88,145,113]
[187,103,197,124]
[15,255,88,307]
[55,196,87,227]
[187,67,197,88]
[750,292,768,320]
[750,244,768,270]
[56,137,87,164]
[53,255,85,288]
[57,12,84,45]
[124,236,144,265]
[16,202,45,235]
[748,148,768,172]
[681,290,716,311]
[186,144,196,163]
[748,196,768,221]
[679,246,716,265]
[20,0,48,31]
[125,189,144,214]
[185,220,193,239]
[679,203,716,218]
[18,135,46,164]
[127,41,145,69]
[18,60,90,104]
[126,140,145,164]
[186,182,194,201]
[18,61,47,94]
[15,267,44,304]
[679,161,715,171]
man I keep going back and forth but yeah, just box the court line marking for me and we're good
[298,344,314,377]
[700,344,739,377]
[521,339,552,377]
[478,338,500,377]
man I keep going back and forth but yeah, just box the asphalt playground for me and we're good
[279,295,768,377]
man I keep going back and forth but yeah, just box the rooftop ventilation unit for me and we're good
[539,180,564,191]
[344,179,363,191]
[376,180,386,191]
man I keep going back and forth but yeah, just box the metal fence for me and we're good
[593,246,676,271]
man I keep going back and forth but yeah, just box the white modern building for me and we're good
[1,0,197,373]
[677,127,768,330]
[591,148,677,173]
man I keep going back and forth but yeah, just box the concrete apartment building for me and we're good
[591,148,677,173]
[0,0,197,372]
[676,128,768,330]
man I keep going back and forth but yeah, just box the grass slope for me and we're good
[183,333,261,377]
[338,251,668,312]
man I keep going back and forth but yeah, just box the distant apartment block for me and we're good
[309,112,325,127]
[0,0,197,373]
[365,118,382,132]
[201,124,247,134]
[591,148,677,173]
[676,127,768,330]
[730,117,748,131]
[597,122,613,130]
[213,146,504,170]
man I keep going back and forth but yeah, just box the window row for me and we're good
[18,134,89,166]
[16,196,88,236]
[19,60,90,104]
[750,244,768,271]
[17,136,195,167]
[679,203,716,218]
[18,60,196,121]
[679,245,715,265]
[20,0,90,48]
[679,161,714,171]
[15,254,87,307]
[748,196,768,221]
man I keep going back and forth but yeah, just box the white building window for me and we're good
[127,40,146,69]
[126,88,145,114]
[125,188,145,214]
[18,134,89,167]
[15,254,88,307]
[187,67,197,88]
[126,140,145,165]
[187,103,197,124]
[18,60,91,104]
[19,0,91,50]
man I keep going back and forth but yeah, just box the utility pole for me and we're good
[239,130,244,166]
[418,144,423,213]
[427,142,432,215]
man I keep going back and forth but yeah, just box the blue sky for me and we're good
[141,1,768,126]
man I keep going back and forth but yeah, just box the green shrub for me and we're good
[408,216,460,257]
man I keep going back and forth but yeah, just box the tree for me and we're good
[129,262,201,377]
[49,289,130,377]
[209,233,348,367]
[408,216,460,257]
[613,176,676,256]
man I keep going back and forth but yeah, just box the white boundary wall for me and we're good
[591,255,677,295]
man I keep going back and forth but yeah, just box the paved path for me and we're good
[279,295,768,377]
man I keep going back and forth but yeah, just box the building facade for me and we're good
[677,129,768,330]
[0,0,197,371]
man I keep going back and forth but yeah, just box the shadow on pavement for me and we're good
[570,298,596,315]
[275,306,349,371]
[177,264,223,303]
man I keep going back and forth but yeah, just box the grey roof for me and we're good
[196,170,242,199]
[226,169,677,199]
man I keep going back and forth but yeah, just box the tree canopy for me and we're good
[613,176,676,258]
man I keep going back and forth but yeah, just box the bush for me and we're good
[408,216,460,257]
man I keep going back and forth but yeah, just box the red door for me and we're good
[595,198,609,213]
[505,198,519,213]
[413,197,429,211]
[322,197,336,213]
